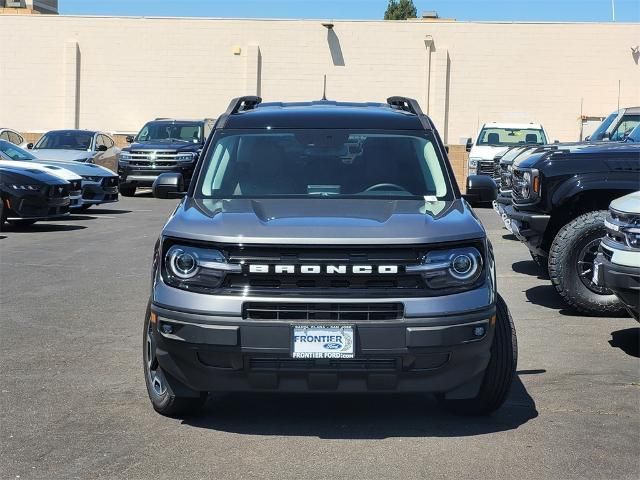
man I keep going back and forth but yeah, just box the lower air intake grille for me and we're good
[249,357,398,371]
[243,302,404,321]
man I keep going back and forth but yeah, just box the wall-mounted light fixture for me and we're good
[322,23,334,30]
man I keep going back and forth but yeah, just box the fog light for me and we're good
[161,323,174,334]
[473,326,485,337]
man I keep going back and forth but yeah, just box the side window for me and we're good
[610,116,640,141]
[0,131,10,141]
[8,131,24,145]
[96,135,106,149]
[104,135,114,148]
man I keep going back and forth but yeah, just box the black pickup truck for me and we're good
[504,139,640,315]
[118,118,215,196]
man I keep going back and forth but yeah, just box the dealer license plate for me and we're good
[292,325,355,359]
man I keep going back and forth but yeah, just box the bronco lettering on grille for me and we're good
[248,265,399,274]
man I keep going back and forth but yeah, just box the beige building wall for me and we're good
[0,15,638,143]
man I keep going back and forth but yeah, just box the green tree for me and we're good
[384,0,418,20]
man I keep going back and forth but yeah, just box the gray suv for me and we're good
[145,96,516,417]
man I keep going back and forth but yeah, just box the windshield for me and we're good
[35,131,93,151]
[589,112,618,141]
[136,122,203,143]
[196,130,452,200]
[0,140,37,161]
[477,127,547,146]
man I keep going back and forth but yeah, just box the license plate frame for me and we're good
[291,325,355,359]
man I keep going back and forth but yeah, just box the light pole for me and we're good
[611,0,616,21]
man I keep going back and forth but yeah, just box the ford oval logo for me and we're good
[323,342,343,350]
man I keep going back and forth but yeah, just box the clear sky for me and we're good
[59,0,640,22]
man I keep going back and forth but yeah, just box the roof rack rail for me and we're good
[386,96,432,130]
[217,96,263,128]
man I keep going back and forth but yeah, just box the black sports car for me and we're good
[0,164,71,230]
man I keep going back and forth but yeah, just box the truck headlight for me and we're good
[119,153,132,164]
[162,242,240,291]
[623,227,640,248]
[513,168,540,202]
[406,246,483,290]
[175,152,196,162]
[469,158,479,168]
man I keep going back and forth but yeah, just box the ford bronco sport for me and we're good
[144,96,516,417]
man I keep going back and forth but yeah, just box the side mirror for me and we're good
[152,172,185,199]
[553,139,559,144]
[26,143,34,149]
[126,135,135,143]
[464,175,497,203]
[444,145,449,154]
[465,138,473,152]
[96,145,108,152]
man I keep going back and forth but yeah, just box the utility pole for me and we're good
[611,0,616,21]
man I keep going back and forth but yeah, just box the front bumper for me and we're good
[594,248,640,321]
[119,165,194,187]
[504,205,550,256]
[493,192,513,231]
[149,300,496,396]
[80,178,119,206]
[5,193,70,220]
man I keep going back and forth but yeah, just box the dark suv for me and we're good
[118,118,215,196]
[144,96,516,417]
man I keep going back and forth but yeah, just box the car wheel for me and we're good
[7,219,37,228]
[119,184,136,197]
[436,294,517,416]
[143,303,207,417]
[529,252,549,276]
[548,210,625,315]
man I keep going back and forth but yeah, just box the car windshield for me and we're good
[477,127,547,146]
[0,140,37,161]
[35,131,93,151]
[589,112,618,141]
[197,130,452,200]
[136,122,203,143]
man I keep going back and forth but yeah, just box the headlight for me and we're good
[406,246,483,290]
[9,184,41,191]
[513,168,540,202]
[469,158,480,168]
[175,152,196,162]
[162,243,240,292]
[119,153,132,163]
[623,227,640,248]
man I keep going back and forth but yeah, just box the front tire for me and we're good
[143,305,207,416]
[119,183,136,197]
[437,294,517,416]
[548,211,624,315]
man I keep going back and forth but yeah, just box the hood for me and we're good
[0,164,68,186]
[610,191,640,214]
[0,160,81,182]
[162,198,486,245]
[31,149,94,162]
[468,145,509,160]
[125,141,200,152]
[32,159,115,177]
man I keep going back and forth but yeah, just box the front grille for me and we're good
[126,150,188,167]
[48,184,69,198]
[477,160,500,180]
[249,357,398,371]
[102,176,119,187]
[243,302,404,321]
[222,246,426,295]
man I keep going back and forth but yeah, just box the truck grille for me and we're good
[222,246,426,296]
[126,150,186,167]
[477,160,500,180]
[243,302,404,321]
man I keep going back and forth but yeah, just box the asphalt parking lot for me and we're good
[1,195,638,480]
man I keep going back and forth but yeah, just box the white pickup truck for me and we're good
[465,122,549,180]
